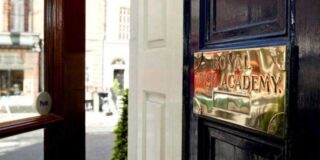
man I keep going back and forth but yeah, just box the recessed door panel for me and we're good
[199,123,283,160]
[202,0,286,45]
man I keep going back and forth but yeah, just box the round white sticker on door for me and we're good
[35,92,52,115]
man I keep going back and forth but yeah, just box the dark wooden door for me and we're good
[182,0,311,159]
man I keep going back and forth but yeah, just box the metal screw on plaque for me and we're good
[35,92,52,115]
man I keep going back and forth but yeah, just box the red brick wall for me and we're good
[3,0,11,32]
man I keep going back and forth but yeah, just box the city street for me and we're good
[0,111,118,160]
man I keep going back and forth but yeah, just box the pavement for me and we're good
[86,111,119,160]
[0,111,118,160]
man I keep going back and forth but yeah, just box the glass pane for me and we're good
[0,0,44,122]
[0,129,43,160]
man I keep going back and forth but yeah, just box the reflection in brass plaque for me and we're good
[193,46,286,137]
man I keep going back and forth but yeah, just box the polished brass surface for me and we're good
[193,46,286,137]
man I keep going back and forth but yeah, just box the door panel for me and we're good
[199,120,284,160]
[202,0,286,45]
[129,0,183,159]
[145,95,165,160]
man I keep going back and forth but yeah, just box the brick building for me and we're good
[0,0,42,108]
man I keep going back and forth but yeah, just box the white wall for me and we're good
[105,0,130,42]
[86,0,106,91]
[32,0,44,35]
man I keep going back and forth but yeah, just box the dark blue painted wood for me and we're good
[290,0,320,159]
[183,0,298,159]
[201,0,287,47]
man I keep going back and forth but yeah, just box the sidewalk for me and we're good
[86,111,119,160]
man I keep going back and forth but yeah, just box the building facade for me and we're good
[86,0,130,110]
[86,0,106,94]
[0,0,42,112]
[103,0,130,90]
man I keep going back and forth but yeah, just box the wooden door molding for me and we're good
[44,0,85,160]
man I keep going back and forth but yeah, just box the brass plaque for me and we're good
[193,46,286,137]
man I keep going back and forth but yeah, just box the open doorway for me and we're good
[85,0,130,159]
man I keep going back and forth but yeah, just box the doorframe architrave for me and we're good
[44,0,85,160]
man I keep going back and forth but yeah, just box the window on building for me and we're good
[9,0,30,32]
[0,70,23,96]
[118,7,130,41]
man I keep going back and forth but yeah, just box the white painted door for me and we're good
[129,0,183,159]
